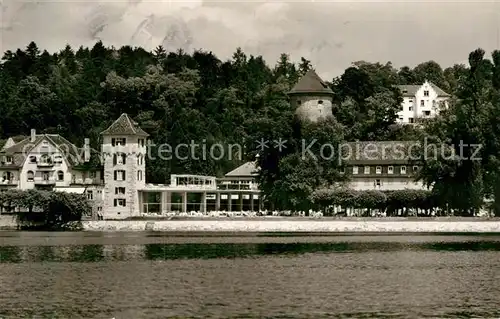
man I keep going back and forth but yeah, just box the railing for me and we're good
[37,162,54,167]
[217,184,258,191]
[0,179,18,185]
[34,177,56,185]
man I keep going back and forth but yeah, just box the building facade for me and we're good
[100,114,149,219]
[396,81,451,124]
[342,141,426,191]
[0,130,104,215]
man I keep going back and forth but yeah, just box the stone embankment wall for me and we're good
[82,220,500,232]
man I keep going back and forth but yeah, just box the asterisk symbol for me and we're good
[255,138,269,152]
[274,138,287,152]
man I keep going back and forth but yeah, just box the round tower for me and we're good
[288,69,334,122]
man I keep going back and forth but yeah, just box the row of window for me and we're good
[345,165,418,175]
[113,170,143,181]
[112,154,144,165]
[111,138,146,147]
[25,170,98,182]
[26,154,63,165]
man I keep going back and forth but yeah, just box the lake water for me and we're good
[1,232,500,318]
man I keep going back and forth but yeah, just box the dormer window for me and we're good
[4,156,12,164]
[318,100,323,105]
[403,89,408,94]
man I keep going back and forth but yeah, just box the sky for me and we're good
[1,0,499,79]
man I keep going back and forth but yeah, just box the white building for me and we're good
[100,113,148,219]
[342,141,427,191]
[396,81,450,124]
[0,130,104,216]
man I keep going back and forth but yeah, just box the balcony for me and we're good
[34,177,56,185]
[71,178,102,185]
[0,179,18,186]
[217,183,258,191]
[37,161,54,168]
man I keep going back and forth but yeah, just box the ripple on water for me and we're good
[0,235,500,318]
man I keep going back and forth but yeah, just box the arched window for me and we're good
[57,171,64,181]
[27,171,34,181]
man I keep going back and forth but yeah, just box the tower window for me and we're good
[57,171,64,181]
[27,171,34,182]
[113,153,127,165]
[114,199,126,207]
[137,170,143,181]
[114,170,126,181]
[111,138,126,146]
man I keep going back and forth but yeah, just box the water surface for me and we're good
[1,232,500,318]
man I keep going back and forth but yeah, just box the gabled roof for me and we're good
[100,113,149,136]
[0,134,100,168]
[397,81,450,97]
[225,161,259,177]
[288,69,334,95]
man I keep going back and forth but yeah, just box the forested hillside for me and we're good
[1,41,499,214]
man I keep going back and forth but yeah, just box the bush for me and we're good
[0,189,91,230]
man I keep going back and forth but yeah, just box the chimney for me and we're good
[30,129,36,142]
[84,138,90,162]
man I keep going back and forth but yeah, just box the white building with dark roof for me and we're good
[0,129,104,216]
[396,81,451,124]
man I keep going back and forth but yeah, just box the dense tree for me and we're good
[1,41,497,213]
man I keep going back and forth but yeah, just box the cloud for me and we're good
[1,0,499,79]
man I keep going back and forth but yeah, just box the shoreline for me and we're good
[82,219,500,233]
[3,216,500,232]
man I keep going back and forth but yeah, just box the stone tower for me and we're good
[288,69,334,122]
[100,114,149,219]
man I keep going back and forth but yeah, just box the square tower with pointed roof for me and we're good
[101,113,149,219]
[288,69,334,122]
